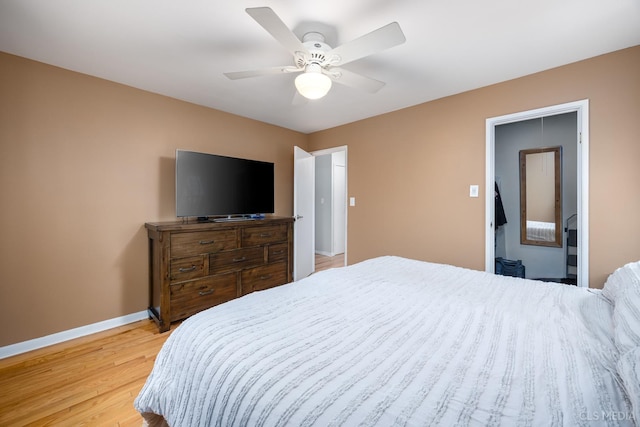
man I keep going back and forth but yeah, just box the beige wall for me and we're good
[2,46,639,347]
[309,46,640,288]
[0,52,307,346]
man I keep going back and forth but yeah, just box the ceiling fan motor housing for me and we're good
[297,32,336,68]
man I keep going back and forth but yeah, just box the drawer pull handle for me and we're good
[199,240,215,245]
[260,233,272,238]
[179,266,197,273]
[259,274,273,281]
[233,257,246,263]
[199,289,215,296]
[273,250,284,255]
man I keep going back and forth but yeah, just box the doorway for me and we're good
[485,100,589,287]
[293,145,348,280]
[313,146,347,270]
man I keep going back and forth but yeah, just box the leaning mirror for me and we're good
[519,146,562,247]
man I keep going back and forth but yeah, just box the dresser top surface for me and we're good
[146,216,293,232]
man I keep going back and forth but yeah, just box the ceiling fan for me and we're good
[224,7,406,100]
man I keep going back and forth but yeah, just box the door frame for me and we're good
[485,100,589,287]
[310,145,349,267]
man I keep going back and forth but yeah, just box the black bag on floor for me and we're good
[495,257,525,278]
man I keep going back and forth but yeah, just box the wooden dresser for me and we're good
[145,217,293,332]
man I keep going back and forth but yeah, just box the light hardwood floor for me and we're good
[315,253,345,272]
[0,319,174,426]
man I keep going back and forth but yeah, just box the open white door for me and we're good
[293,146,315,280]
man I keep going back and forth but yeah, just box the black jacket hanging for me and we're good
[495,182,507,227]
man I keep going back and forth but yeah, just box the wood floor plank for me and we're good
[2,353,127,409]
[0,319,174,426]
[315,253,345,271]
[2,359,139,424]
[35,379,143,426]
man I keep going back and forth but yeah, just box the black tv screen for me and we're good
[176,150,274,218]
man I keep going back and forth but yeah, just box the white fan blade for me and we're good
[327,68,385,93]
[224,66,301,80]
[246,7,308,56]
[327,22,405,66]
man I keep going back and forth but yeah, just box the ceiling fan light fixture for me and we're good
[294,66,332,100]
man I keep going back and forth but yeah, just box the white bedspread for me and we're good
[135,256,635,426]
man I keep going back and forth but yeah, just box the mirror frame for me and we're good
[519,146,562,247]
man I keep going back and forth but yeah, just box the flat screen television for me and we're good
[175,150,274,219]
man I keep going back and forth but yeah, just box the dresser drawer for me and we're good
[171,229,237,258]
[169,273,237,321]
[241,224,287,247]
[241,262,288,293]
[170,256,205,282]
[209,247,264,274]
[268,243,288,262]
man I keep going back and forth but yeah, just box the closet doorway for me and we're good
[485,100,590,287]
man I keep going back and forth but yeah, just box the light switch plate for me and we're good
[469,185,479,198]
[349,197,356,206]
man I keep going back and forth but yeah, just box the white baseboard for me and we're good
[0,310,149,360]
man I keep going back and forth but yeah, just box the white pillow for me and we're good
[602,261,640,354]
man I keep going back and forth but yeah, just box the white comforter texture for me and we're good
[135,256,636,426]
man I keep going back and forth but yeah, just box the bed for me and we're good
[526,220,556,242]
[135,256,640,426]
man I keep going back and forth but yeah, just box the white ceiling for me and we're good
[1,0,639,134]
